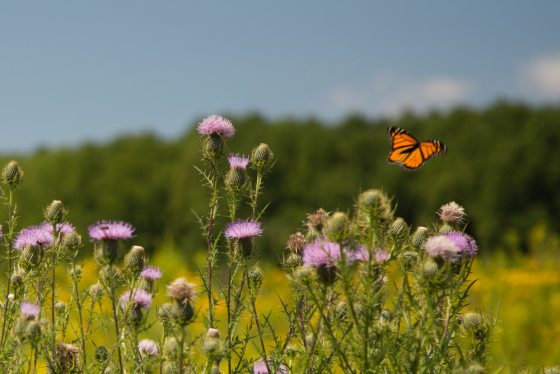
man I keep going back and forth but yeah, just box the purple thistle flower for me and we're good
[253,360,288,374]
[21,301,40,320]
[197,115,235,137]
[138,339,159,357]
[88,220,135,241]
[141,266,162,281]
[424,235,461,261]
[14,225,52,250]
[349,246,389,264]
[120,289,152,309]
[42,222,76,235]
[444,231,478,257]
[227,154,250,170]
[302,239,342,268]
[224,220,263,240]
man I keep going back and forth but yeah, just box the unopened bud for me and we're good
[399,251,418,271]
[55,301,66,314]
[390,217,408,237]
[124,246,146,275]
[411,226,429,247]
[251,143,273,168]
[95,346,109,363]
[45,200,65,225]
[323,212,349,240]
[422,259,439,277]
[62,232,82,251]
[2,161,23,188]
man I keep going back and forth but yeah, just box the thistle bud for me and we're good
[173,302,195,326]
[95,346,109,363]
[411,226,429,247]
[44,200,65,225]
[159,302,175,329]
[61,232,82,251]
[10,268,25,289]
[224,168,246,189]
[357,189,392,221]
[2,161,23,188]
[439,223,453,234]
[251,143,273,168]
[21,245,41,269]
[101,265,124,287]
[399,251,418,271]
[124,245,146,275]
[285,253,302,269]
[323,212,349,240]
[55,301,66,314]
[203,328,221,354]
[390,217,408,237]
[461,312,483,330]
[422,259,439,277]
[293,266,314,283]
[25,321,41,341]
[202,134,224,160]
[248,265,264,292]
[162,362,178,374]
[306,208,329,232]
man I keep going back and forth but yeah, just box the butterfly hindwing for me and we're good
[387,127,446,170]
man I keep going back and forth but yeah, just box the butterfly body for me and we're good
[387,127,446,170]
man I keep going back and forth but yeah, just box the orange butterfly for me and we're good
[387,127,446,170]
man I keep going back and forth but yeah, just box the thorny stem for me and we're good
[71,261,88,370]
[0,189,15,348]
[206,161,219,328]
[109,283,124,374]
[179,325,186,374]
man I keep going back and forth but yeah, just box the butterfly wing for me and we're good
[387,127,446,170]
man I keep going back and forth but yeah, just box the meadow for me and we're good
[1,104,560,372]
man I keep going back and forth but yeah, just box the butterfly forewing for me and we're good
[387,127,446,170]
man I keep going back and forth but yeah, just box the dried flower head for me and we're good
[120,289,152,309]
[138,339,159,358]
[306,208,329,231]
[287,232,306,255]
[224,220,263,240]
[54,342,80,372]
[227,154,250,170]
[253,359,288,374]
[88,220,135,241]
[141,266,162,281]
[438,201,466,224]
[20,301,40,320]
[197,115,235,137]
[166,278,196,305]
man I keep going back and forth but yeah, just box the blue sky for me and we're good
[1,1,560,152]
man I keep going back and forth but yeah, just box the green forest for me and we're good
[3,101,560,261]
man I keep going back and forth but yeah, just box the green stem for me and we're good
[0,189,14,348]
[109,283,124,374]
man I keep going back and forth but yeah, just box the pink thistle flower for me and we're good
[424,235,460,261]
[444,231,478,257]
[21,301,40,320]
[438,201,466,224]
[88,220,135,241]
[349,246,389,264]
[120,289,152,309]
[224,220,263,240]
[227,154,250,169]
[14,225,52,250]
[197,115,235,137]
[253,359,288,374]
[302,239,342,268]
[141,266,162,281]
[138,339,159,358]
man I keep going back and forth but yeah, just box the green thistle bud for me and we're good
[285,253,302,269]
[95,345,109,363]
[323,212,349,240]
[62,232,82,251]
[202,134,224,160]
[439,223,453,234]
[21,245,41,269]
[55,301,66,314]
[2,160,23,188]
[10,269,25,288]
[233,238,253,259]
[422,259,439,277]
[411,226,429,247]
[224,167,246,189]
[399,251,418,271]
[293,266,314,283]
[251,143,273,168]
[390,217,408,237]
[248,265,264,292]
[25,321,41,341]
[173,302,195,326]
[124,245,146,275]
[357,189,393,221]
[101,265,124,287]
[163,337,179,359]
[44,200,65,225]
[462,312,483,330]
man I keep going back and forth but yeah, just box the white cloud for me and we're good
[328,72,471,117]
[523,54,560,97]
